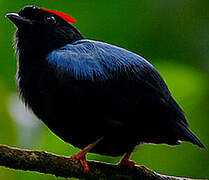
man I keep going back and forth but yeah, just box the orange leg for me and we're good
[117,151,135,168]
[70,137,103,172]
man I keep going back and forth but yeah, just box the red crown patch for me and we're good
[41,8,77,24]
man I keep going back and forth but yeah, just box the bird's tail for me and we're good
[170,121,204,148]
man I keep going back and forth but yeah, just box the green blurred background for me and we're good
[0,0,208,179]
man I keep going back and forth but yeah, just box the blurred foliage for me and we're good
[0,0,208,179]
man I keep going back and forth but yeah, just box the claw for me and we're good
[117,151,135,168]
[70,153,90,172]
[70,137,103,172]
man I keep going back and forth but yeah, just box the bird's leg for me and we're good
[117,151,135,168]
[70,137,103,172]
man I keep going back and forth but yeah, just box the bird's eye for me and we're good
[45,16,56,24]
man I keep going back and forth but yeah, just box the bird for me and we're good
[6,6,204,172]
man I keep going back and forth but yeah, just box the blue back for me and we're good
[46,39,185,121]
[46,39,165,88]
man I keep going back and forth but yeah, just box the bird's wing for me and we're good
[46,40,108,81]
[46,39,186,124]
[47,40,169,99]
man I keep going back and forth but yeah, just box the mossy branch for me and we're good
[0,144,203,180]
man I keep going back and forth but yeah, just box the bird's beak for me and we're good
[6,13,32,27]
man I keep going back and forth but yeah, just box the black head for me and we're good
[6,6,83,58]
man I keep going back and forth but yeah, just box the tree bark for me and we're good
[0,144,204,180]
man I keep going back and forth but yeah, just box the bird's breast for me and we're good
[18,62,108,145]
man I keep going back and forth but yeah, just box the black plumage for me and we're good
[6,6,204,170]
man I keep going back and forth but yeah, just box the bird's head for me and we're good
[6,6,83,57]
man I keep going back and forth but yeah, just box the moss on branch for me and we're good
[0,144,203,180]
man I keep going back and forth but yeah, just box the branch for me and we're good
[0,144,203,180]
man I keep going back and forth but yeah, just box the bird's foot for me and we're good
[70,152,90,172]
[117,158,135,168]
[117,151,135,168]
[70,137,103,172]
